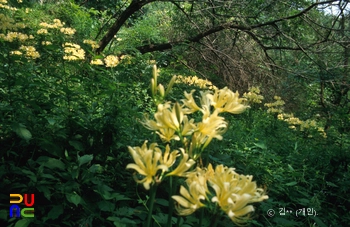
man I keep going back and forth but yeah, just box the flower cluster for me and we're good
[0,0,17,11]
[10,50,22,56]
[0,32,33,42]
[60,27,76,35]
[264,95,285,113]
[83,39,99,49]
[90,59,104,65]
[104,55,119,67]
[19,45,40,59]
[243,86,264,104]
[142,86,248,159]
[39,19,65,29]
[176,75,217,90]
[120,54,132,64]
[277,113,326,137]
[172,164,268,224]
[126,141,195,190]
[41,41,52,46]
[127,67,267,226]
[62,42,85,61]
[37,28,48,34]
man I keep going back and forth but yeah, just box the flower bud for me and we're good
[165,75,176,96]
[158,84,165,97]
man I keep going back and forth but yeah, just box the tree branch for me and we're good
[96,0,157,53]
[97,0,337,54]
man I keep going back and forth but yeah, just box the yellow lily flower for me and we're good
[167,148,195,177]
[160,144,179,167]
[195,111,228,149]
[172,183,206,215]
[141,102,185,142]
[208,164,268,224]
[209,87,248,114]
[126,141,169,190]
[156,127,180,142]
[182,90,201,114]
[181,115,196,136]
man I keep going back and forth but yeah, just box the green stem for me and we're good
[175,216,181,227]
[199,208,204,227]
[210,212,219,227]
[167,176,174,227]
[146,184,157,227]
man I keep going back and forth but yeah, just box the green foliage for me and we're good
[1,0,349,227]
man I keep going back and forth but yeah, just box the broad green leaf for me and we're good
[69,140,84,151]
[45,158,65,170]
[155,198,169,206]
[46,118,56,125]
[78,154,93,166]
[67,193,82,206]
[89,164,103,173]
[47,205,63,220]
[11,123,32,142]
[14,219,31,227]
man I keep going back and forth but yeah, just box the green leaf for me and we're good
[47,205,63,220]
[296,198,309,206]
[98,200,115,212]
[21,169,37,182]
[78,154,93,166]
[45,158,65,170]
[36,185,51,200]
[69,140,84,151]
[11,123,32,142]
[14,219,31,227]
[311,216,328,227]
[89,164,103,173]
[67,193,82,206]
[287,164,294,171]
[46,118,56,125]
[253,142,267,150]
[326,181,338,187]
[0,209,7,220]
[285,181,297,186]
[155,198,169,206]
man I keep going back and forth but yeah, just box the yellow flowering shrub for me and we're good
[62,42,85,61]
[104,55,119,67]
[37,28,48,34]
[60,27,76,35]
[0,0,133,69]
[18,45,40,59]
[264,95,285,113]
[243,86,264,104]
[175,75,217,90]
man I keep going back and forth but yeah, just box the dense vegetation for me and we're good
[0,0,349,226]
